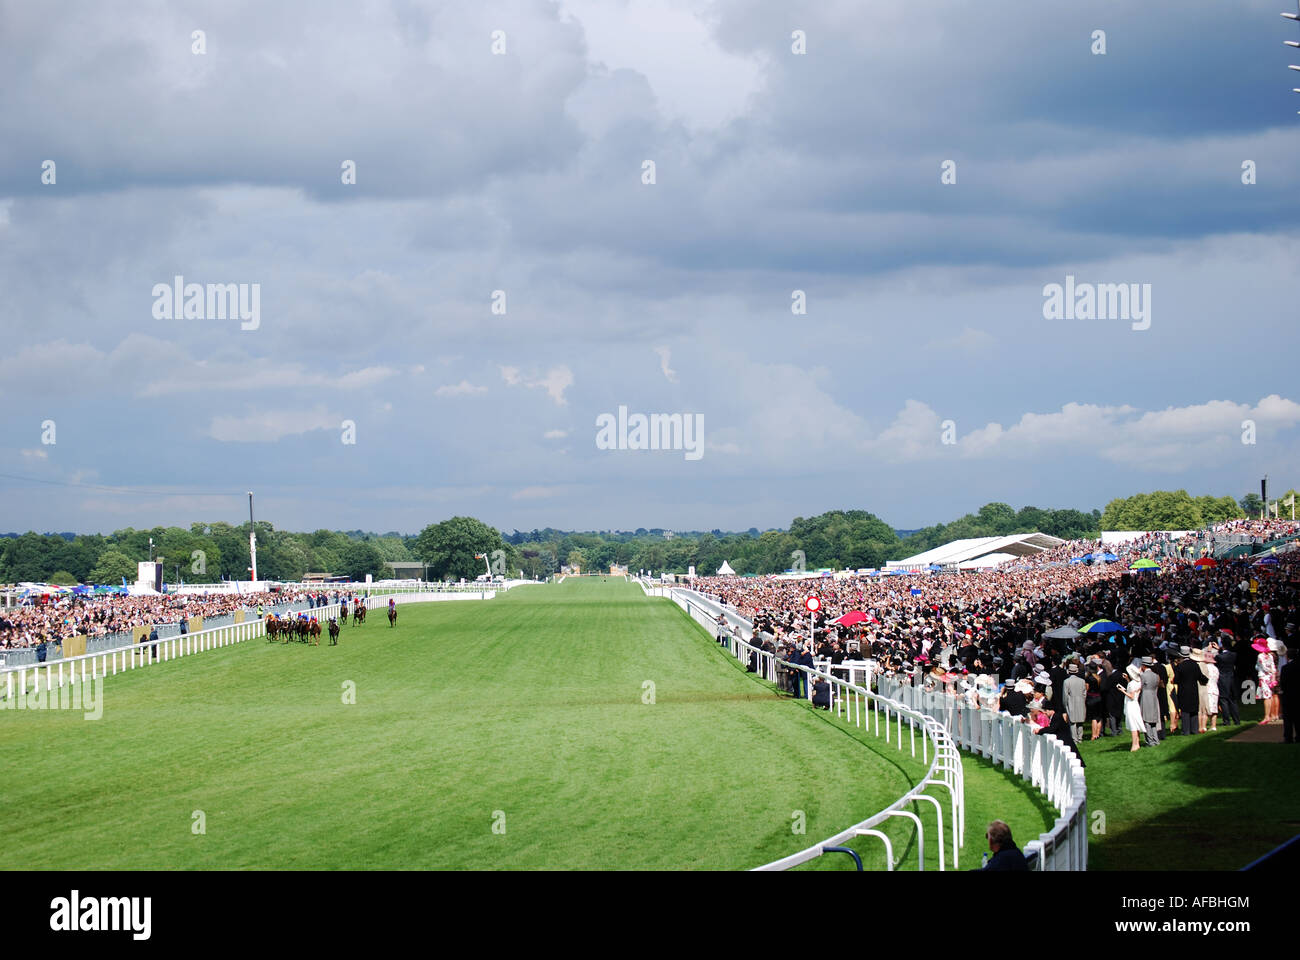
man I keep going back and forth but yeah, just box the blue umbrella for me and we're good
[1079,619,1125,634]
[1098,552,1119,562]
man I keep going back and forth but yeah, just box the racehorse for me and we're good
[328,618,340,645]
[265,616,279,642]
[388,606,397,628]
[308,620,321,646]
[353,605,366,626]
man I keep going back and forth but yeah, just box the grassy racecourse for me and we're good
[1,577,1054,870]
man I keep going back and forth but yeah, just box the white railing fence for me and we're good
[658,583,964,872]
[650,580,1086,871]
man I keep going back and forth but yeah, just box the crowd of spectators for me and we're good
[0,587,356,652]
[695,519,1300,746]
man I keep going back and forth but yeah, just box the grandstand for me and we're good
[885,532,1065,572]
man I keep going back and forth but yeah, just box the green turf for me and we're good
[0,578,1068,869]
[1073,710,1300,870]
[0,578,1050,870]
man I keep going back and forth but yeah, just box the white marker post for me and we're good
[806,595,820,647]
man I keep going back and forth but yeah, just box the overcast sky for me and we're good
[2,0,1298,535]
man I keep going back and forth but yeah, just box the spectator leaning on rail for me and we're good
[976,820,1029,871]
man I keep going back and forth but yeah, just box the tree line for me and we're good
[1,487,1280,584]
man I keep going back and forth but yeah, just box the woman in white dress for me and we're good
[1203,649,1220,732]
[1122,663,1144,752]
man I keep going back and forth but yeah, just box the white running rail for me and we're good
[646,581,965,872]
[646,579,1088,871]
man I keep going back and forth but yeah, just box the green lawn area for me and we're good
[0,577,1050,870]
[1076,709,1300,870]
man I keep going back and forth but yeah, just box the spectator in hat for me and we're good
[1201,643,1220,733]
[1216,643,1240,726]
[1172,647,1206,736]
[1139,659,1161,748]
[1255,638,1279,725]
[1121,662,1144,752]
[1063,661,1087,744]
[1085,664,1105,741]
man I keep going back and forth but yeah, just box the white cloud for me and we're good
[926,327,994,352]
[20,448,48,460]
[500,364,574,405]
[544,429,568,439]
[654,345,678,382]
[436,380,488,397]
[869,396,1300,470]
[209,406,339,443]
[512,485,567,500]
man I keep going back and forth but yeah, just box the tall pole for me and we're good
[248,492,258,583]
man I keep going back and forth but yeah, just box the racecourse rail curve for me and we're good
[0,583,527,706]
[637,578,1088,872]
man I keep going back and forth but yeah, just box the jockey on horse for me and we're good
[388,596,397,627]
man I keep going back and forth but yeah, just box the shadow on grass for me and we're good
[1082,706,1300,870]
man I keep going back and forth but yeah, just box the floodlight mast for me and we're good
[248,492,258,583]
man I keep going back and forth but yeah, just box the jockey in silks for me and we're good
[388,597,396,614]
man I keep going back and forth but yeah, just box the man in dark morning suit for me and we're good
[1172,647,1207,736]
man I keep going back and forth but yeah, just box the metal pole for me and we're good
[248,492,258,582]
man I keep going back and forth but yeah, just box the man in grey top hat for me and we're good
[1139,658,1161,747]
[1063,661,1087,744]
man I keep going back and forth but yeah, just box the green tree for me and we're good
[47,570,79,585]
[339,540,385,580]
[89,549,138,585]
[414,517,505,581]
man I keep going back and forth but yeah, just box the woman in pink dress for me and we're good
[1254,638,1278,724]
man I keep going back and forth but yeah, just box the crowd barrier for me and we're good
[645,580,1087,871]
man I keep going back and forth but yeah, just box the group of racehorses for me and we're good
[265,602,396,647]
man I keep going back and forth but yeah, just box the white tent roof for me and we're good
[957,552,1017,570]
[886,532,1065,569]
[716,560,736,575]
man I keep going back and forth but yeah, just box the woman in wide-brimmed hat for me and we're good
[1253,637,1279,725]
[1121,662,1144,752]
